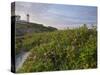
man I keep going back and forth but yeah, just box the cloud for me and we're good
[15,2,97,29]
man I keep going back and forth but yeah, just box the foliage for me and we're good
[15,22,57,36]
[16,25,97,72]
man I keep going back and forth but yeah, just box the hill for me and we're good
[15,21,57,36]
[11,16,57,36]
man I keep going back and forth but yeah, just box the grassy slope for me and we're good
[16,22,57,36]
[15,22,57,54]
[17,26,97,72]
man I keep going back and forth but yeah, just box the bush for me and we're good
[17,25,97,72]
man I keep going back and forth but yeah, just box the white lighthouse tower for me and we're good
[27,14,29,23]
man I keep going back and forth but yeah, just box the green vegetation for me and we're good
[16,25,97,72]
[15,22,57,55]
[16,22,57,36]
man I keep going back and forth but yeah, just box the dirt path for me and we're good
[15,51,30,71]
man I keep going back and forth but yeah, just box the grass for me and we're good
[16,25,97,72]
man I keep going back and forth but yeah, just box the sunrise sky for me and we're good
[15,2,97,29]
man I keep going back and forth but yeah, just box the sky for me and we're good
[15,2,97,29]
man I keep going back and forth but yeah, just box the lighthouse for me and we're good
[27,14,29,23]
